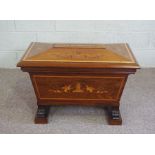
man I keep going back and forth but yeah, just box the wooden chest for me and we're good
[17,42,140,125]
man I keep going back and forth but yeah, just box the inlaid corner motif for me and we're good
[34,76,124,100]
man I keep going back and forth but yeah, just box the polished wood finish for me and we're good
[32,75,126,101]
[17,42,139,69]
[17,42,140,125]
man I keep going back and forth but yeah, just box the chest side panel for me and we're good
[31,75,126,102]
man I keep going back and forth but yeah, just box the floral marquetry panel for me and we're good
[32,75,126,101]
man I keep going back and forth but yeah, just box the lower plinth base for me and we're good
[34,105,122,125]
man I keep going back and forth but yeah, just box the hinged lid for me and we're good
[17,42,140,69]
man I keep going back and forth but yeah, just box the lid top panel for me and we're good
[17,42,139,68]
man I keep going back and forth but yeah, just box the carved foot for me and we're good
[35,105,50,124]
[107,106,122,125]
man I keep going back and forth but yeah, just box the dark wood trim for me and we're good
[22,67,137,75]
[107,106,122,125]
[35,105,50,124]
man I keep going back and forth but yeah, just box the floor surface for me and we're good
[0,68,154,133]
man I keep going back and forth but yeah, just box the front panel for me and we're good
[31,75,126,103]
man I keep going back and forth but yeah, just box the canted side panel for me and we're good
[32,75,126,102]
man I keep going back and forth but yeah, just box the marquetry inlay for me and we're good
[33,75,125,101]
[48,82,109,94]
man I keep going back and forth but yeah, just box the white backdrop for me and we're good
[0,20,154,68]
